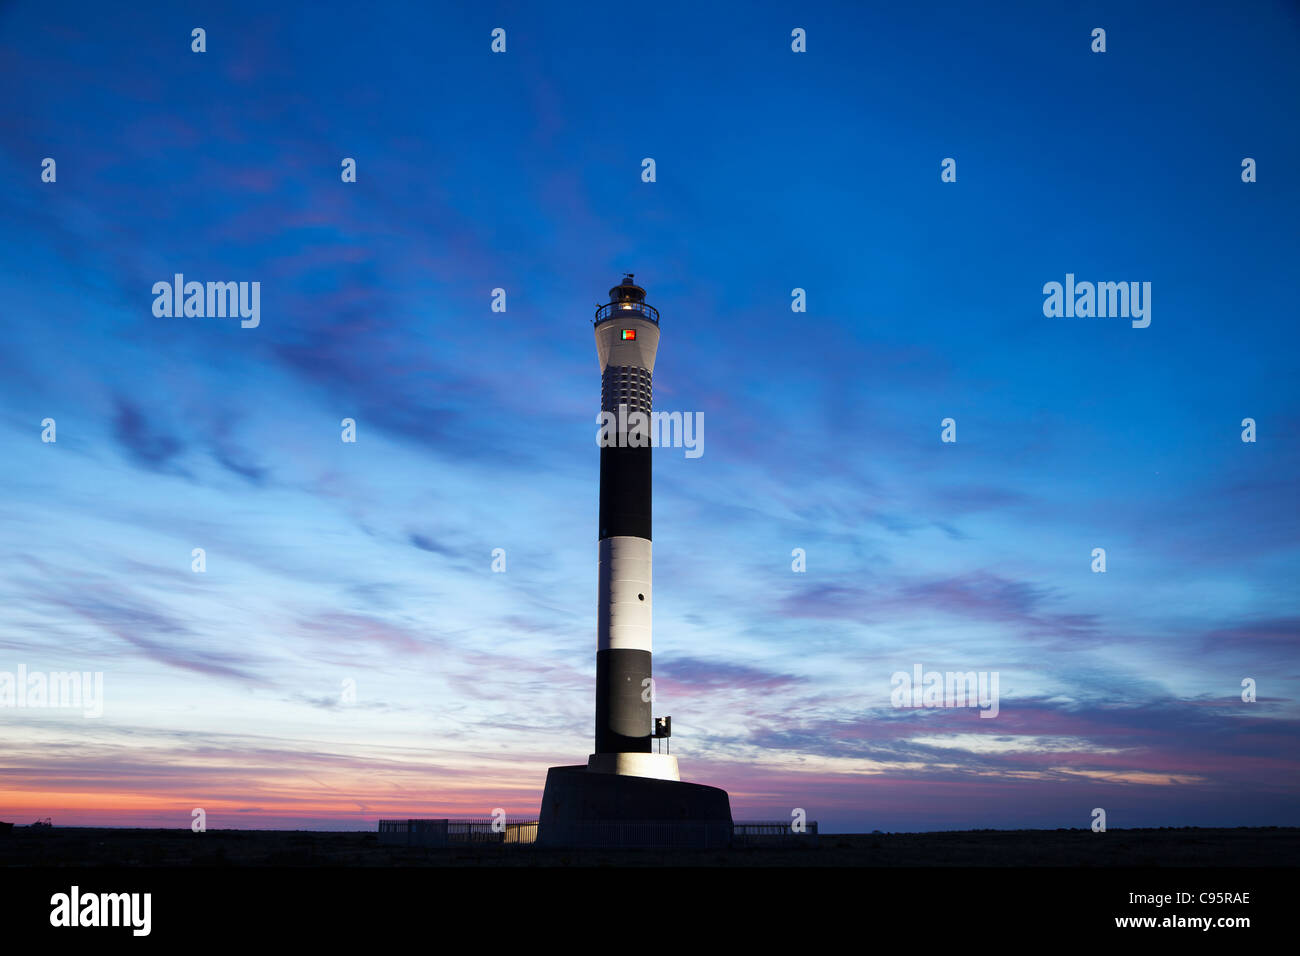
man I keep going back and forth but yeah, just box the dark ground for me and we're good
[2,826,1297,866]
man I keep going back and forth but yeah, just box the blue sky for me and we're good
[0,0,1297,830]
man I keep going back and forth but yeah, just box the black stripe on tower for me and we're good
[598,365,652,541]
[598,446,651,540]
[596,649,652,753]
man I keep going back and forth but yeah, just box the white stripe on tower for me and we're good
[598,536,652,652]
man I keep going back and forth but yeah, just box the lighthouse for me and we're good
[536,275,732,846]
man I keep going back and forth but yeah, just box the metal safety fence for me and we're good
[378,818,817,848]
[378,819,537,846]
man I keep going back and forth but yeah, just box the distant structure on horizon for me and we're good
[536,275,732,847]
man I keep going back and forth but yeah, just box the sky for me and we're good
[0,0,1297,832]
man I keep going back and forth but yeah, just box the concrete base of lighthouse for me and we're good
[536,760,732,848]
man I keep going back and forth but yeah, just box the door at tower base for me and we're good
[535,765,733,848]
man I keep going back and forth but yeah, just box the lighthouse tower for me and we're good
[535,274,731,846]
[591,275,674,776]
